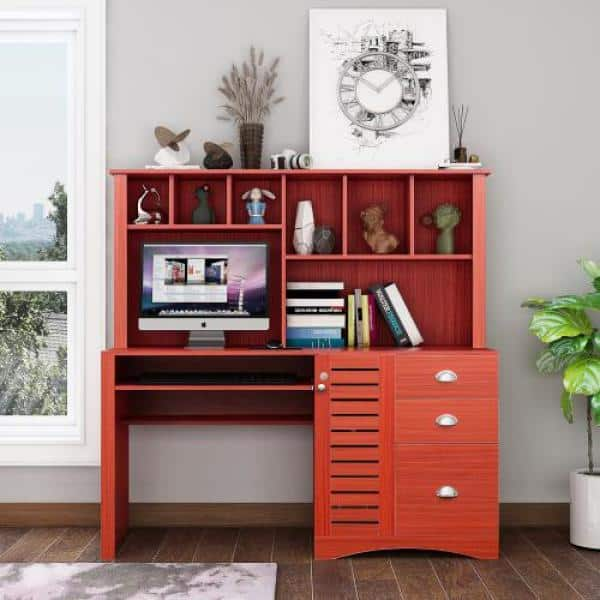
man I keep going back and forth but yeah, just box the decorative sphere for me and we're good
[314,226,336,254]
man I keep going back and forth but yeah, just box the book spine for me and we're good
[286,327,342,339]
[360,294,370,347]
[354,289,362,347]
[286,338,346,349]
[347,294,355,347]
[370,285,410,346]
[286,308,345,314]
[287,314,346,328]
[384,283,424,346]
[368,293,377,346]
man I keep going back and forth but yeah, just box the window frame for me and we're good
[0,1,105,465]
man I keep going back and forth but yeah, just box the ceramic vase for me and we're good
[570,470,600,549]
[239,123,264,169]
[293,200,315,255]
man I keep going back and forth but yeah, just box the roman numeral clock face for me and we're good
[337,51,421,133]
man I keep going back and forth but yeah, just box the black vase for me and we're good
[453,146,468,163]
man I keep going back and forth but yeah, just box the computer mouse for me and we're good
[266,339,283,350]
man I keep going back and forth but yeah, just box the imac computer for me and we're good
[140,242,269,348]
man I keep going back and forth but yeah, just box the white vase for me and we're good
[570,469,600,549]
[293,200,315,255]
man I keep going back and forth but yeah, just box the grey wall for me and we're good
[2,0,600,503]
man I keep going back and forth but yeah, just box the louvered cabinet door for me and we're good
[314,352,394,556]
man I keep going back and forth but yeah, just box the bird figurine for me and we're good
[134,186,163,225]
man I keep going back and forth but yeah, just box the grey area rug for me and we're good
[0,562,277,599]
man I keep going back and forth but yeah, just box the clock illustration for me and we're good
[337,51,421,133]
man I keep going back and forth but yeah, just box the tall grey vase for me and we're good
[293,200,315,255]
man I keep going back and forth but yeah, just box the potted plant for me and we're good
[522,259,600,548]
[217,47,284,169]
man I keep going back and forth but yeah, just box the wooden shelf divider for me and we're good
[342,175,348,255]
[168,175,176,225]
[225,175,233,224]
[408,175,415,255]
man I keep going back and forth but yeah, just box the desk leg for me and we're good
[101,352,129,560]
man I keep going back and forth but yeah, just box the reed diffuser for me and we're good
[452,104,469,163]
[217,47,285,169]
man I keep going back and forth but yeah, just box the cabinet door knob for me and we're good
[317,383,327,392]
[435,369,458,383]
[435,413,458,427]
[436,485,459,499]
[319,372,329,382]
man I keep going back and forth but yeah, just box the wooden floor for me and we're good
[1,527,599,598]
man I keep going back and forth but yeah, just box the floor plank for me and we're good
[117,528,166,562]
[272,527,312,564]
[429,556,490,599]
[0,528,66,562]
[352,554,401,600]
[38,527,97,562]
[500,528,580,599]
[276,563,313,600]
[154,527,203,562]
[313,559,357,600]
[0,528,28,556]
[193,527,238,562]
[77,531,100,562]
[233,527,275,562]
[470,556,535,600]
[390,552,446,600]
[522,527,600,599]
[555,526,600,571]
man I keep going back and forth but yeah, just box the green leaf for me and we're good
[592,331,600,353]
[564,357,600,396]
[593,278,600,293]
[529,308,592,343]
[521,297,550,309]
[536,349,578,374]
[549,334,590,358]
[579,259,600,280]
[591,393,600,426]
[561,390,574,423]
[541,294,600,311]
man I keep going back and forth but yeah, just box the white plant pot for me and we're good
[570,469,600,549]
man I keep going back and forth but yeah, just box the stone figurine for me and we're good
[134,185,163,225]
[421,203,462,254]
[242,187,276,224]
[203,142,233,169]
[313,225,336,254]
[192,184,215,224]
[154,126,191,167]
[293,200,315,255]
[360,204,399,254]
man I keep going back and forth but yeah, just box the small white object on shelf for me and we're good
[145,165,201,169]
[438,160,483,169]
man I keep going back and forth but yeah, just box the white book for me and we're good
[145,165,202,169]
[384,283,424,346]
[287,281,344,291]
[286,298,345,307]
[437,161,483,169]
[354,289,362,347]
[287,314,346,328]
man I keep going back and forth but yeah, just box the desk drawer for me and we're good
[395,398,497,443]
[395,444,498,547]
[396,351,497,399]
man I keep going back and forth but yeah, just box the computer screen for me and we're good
[140,243,268,327]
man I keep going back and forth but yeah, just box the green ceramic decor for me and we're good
[192,184,215,224]
[421,203,462,254]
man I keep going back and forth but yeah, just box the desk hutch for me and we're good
[101,168,498,561]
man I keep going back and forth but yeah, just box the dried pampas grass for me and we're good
[217,47,285,125]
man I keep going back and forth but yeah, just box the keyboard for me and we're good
[139,372,300,385]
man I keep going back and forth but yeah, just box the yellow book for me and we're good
[361,294,370,347]
[347,294,355,347]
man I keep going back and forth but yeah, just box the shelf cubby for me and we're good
[231,175,282,225]
[286,176,343,254]
[126,175,170,224]
[346,176,410,255]
[173,174,228,225]
[413,176,473,254]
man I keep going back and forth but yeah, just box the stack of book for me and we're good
[286,282,345,348]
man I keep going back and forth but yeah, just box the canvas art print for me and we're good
[310,9,449,168]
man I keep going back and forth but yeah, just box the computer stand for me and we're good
[186,330,225,349]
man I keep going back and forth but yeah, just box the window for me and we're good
[0,2,105,464]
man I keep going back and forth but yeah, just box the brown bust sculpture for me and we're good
[360,204,399,254]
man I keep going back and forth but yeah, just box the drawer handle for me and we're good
[436,485,459,499]
[435,369,458,383]
[317,383,327,392]
[435,414,459,427]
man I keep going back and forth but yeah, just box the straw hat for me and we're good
[154,126,190,151]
